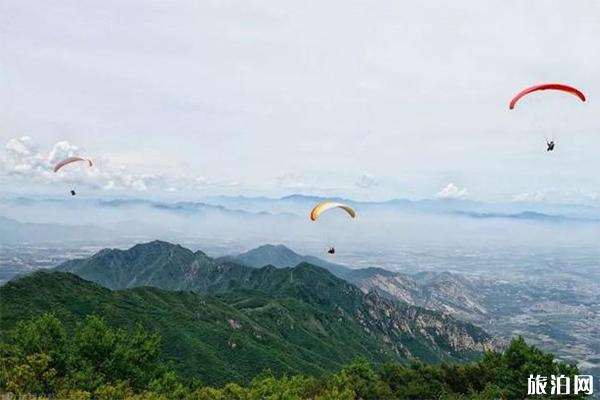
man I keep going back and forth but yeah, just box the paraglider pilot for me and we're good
[546,140,555,152]
[70,190,76,196]
[310,201,356,256]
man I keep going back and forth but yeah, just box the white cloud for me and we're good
[6,136,34,156]
[435,183,468,200]
[511,189,600,205]
[355,173,379,189]
[48,141,81,164]
[2,137,150,192]
[512,191,546,203]
[4,136,55,182]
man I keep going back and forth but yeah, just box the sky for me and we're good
[1,0,600,203]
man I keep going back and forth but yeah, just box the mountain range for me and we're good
[54,241,486,320]
[55,241,491,345]
[0,241,495,384]
[226,244,488,321]
[5,194,600,224]
[199,194,600,222]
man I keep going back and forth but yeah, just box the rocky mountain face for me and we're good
[413,271,488,320]
[228,244,488,322]
[53,241,495,361]
[346,267,421,304]
[352,268,488,322]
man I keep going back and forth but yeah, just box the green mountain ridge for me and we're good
[1,271,356,384]
[53,241,493,357]
[228,243,489,319]
[53,241,489,336]
[2,269,490,385]
[0,240,493,384]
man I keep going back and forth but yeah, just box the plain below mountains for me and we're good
[0,241,495,384]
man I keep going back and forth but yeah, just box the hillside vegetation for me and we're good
[0,313,584,399]
[1,270,489,384]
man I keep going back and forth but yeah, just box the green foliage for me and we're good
[71,315,163,391]
[379,337,586,400]
[0,314,587,400]
[334,357,393,400]
[1,313,170,397]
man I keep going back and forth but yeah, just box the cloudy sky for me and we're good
[1,0,599,202]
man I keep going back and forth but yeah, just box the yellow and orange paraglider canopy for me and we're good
[309,201,356,221]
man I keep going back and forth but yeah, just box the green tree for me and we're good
[148,370,187,399]
[5,313,67,395]
[248,374,310,400]
[71,315,167,391]
[334,357,393,400]
[481,337,584,399]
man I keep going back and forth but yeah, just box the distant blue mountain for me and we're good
[199,194,600,222]
[2,196,298,219]
[454,210,598,223]
[4,194,600,223]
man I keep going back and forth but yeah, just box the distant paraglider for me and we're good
[509,83,586,110]
[310,201,356,255]
[53,157,93,173]
[509,83,586,152]
[309,201,356,221]
[53,157,93,196]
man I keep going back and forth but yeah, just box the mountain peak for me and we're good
[131,240,182,250]
[232,243,304,268]
[227,243,355,281]
[126,240,196,257]
[249,243,297,255]
[57,240,199,290]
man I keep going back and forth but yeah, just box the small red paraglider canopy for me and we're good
[509,83,586,110]
[53,157,93,173]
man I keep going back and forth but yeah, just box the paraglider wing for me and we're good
[509,83,586,110]
[310,201,356,221]
[53,157,93,173]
